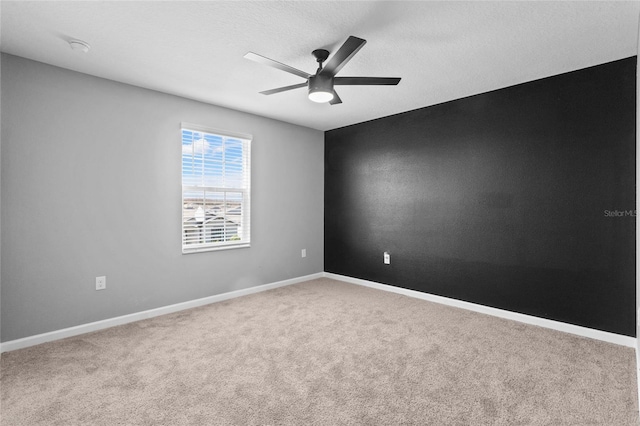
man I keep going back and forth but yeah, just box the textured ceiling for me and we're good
[1,1,639,131]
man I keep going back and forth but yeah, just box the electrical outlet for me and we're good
[96,276,106,291]
[301,249,307,258]
[384,252,390,265]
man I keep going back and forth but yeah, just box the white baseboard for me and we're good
[324,272,637,348]
[0,272,324,353]
[2,271,635,353]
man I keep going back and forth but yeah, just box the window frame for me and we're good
[181,123,252,254]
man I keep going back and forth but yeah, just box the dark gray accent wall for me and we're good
[325,57,636,336]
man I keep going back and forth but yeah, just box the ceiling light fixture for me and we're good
[245,37,401,106]
[308,74,334,103]
[69,39,90,53]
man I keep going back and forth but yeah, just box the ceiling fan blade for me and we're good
[244,52,311,80]
[329,90,342,105]
[259,83,308,95]
[319,36,366,77]
[334,77,401,86]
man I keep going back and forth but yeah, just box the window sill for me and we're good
[182,243,250,255]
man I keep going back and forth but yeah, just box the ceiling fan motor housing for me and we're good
[308,74,334,94]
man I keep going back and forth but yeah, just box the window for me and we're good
[181,123,251,253]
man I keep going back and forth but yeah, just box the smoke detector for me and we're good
[69,39,90,53]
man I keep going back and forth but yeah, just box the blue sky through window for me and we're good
[181,129,246,191]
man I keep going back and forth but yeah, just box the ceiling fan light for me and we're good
[308,75,334,103]
[309,90,334,103]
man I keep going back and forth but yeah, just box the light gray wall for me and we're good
[0,54,324,342]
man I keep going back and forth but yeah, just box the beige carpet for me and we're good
[1,278,638,425]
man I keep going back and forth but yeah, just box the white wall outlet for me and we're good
[384,252,391,265]
[301,249,307,258]
[96,276,106,291]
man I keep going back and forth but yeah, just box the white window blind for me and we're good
[181,125,251,253]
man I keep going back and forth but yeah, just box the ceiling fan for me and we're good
[244,36,401,105]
